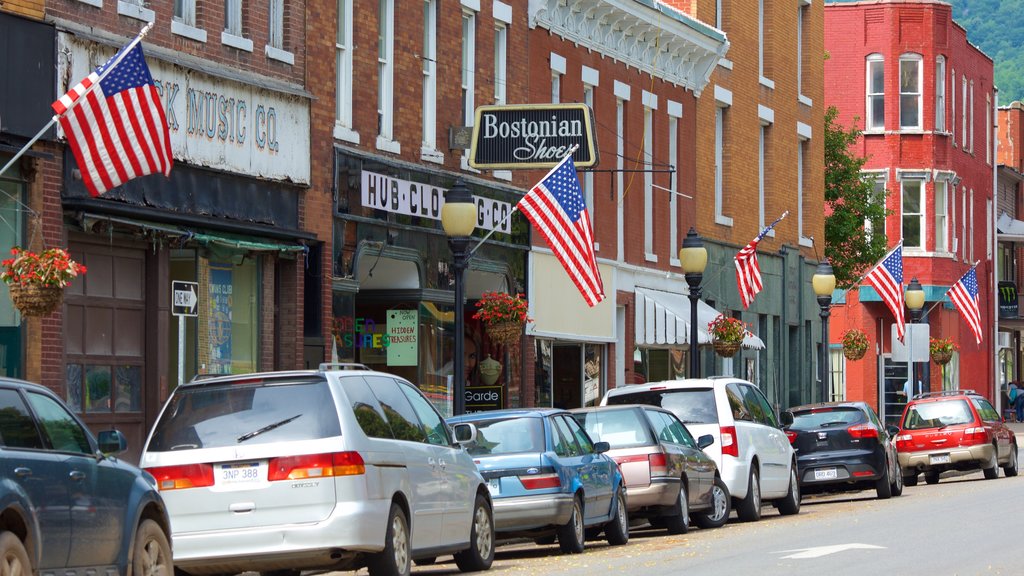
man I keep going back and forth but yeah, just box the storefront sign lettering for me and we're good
[361,171,513,234]
[387,310,418,367]
[470,104,599,170]
[333,317,391,349]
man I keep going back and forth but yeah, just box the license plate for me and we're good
[813,468,838,480]
[216,461,267,487]
[930,454,951,465]
[487,478,501,496]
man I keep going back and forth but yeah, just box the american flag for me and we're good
[52,42,172,197]
[947,267,982,345]
[865,244,906,340]
[517,154,604,307]
[734,212,787,309]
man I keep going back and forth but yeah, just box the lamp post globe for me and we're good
[812,259,836,402]
[680,228,707,379]
[442,179,476,416]
[904,277,925,401]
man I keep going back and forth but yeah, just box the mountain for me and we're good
[948,0,1024,104]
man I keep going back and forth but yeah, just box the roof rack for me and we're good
[319,363,370,372]
[911,389,978,400]
[189,373,226,382]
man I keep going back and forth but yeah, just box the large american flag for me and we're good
[52,42,172,197]
[948,267,982,345]
[865,244,906,340]
[734,212,787,309]
[517,155,604,307]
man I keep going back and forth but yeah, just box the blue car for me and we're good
[447,408,628,554]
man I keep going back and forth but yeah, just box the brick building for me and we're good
[824,0,996,424]
[996,101,1024,403]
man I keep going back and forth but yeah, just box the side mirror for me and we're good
[697,434,714,450]
[97,429,128,455]
[886,425,900,438]
[780,410,794,427]
[593,441,610,454]
[451,422,477,445]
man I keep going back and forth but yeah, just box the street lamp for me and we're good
[904,277,926,401]
[812,259,836,403]
[442,178,476,416]
[680,228,708,378]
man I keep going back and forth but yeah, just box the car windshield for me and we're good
[790,407,866,430]
[902,399,974,430]
[460,417,545,456]
[147,377,342,451]
[574,409,653,448]
[606,388,719,425]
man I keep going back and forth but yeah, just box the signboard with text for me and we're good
[172,281,199,317]
[387,309,418,366]
[469,104,599,169]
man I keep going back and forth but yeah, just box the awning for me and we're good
[635,287,765,350]
[998,212,1024,243]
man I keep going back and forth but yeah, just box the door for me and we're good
[556,415,614,522]
[738,384,791,495]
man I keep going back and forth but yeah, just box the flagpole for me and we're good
[0,21,155,182]
[843,241,904,293]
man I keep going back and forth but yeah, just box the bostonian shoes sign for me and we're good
[469,104,599,170]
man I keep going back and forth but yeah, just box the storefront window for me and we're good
[635,348,688,383]
[0,160,23,378]
[535,339,553,407]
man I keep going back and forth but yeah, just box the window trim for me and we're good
[899,53,923,131]
[866,54,885,132]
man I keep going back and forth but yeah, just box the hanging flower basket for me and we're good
[841,328,869,361]
[2,247,86,317]
[486,320,524,347]
[708,314,747,358]
[931,349,953,366]
[8,282,64,317]
[712,339,742,358]
[474,291,531,347]
[929,337,957,367]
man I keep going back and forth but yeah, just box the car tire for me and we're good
[0,531,31,576]
[924,471,941,485]
[605,488,629,545]
[735,468,762,522]
[557,496,585,554]
[662,481,690,535]
[454,494,495,572]
[132,519,173,576]
[983,448,1000,479]
[775,465,801,516]
[1004,444,1019,477]
[903,473,919,487]
[368,504,411,576]
[875,460,893,499]
[693,477,731,529]
[890,463,904,497]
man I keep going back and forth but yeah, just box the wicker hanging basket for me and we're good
[8,283,64,317]
[931,350,953,366]
[486,320,524,347]
[843,347,867,361]
[712,339,742,358]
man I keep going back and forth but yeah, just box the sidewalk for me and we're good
[1008,420,1024,441]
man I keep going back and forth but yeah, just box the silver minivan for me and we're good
[141,365,494,576]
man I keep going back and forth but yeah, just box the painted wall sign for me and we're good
[57,33,311,185]
[361,170,513,234]
[469,104,599,169]
[387,309,418,366]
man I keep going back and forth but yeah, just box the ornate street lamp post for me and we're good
[680,228,708,378]
[441,178,476,416]
[812,259,836,402]
[904,278,926,401]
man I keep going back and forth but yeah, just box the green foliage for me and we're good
[949,0,1024,104]
[824,107,892,288]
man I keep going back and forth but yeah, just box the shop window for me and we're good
[0,162,23,378]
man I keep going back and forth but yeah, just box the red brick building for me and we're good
[996,102,1024,402]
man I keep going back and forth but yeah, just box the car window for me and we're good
[740,384,777,427]
[607,388,719,425]
[551,416,581,457]
[663,412,699,448]
[902,399,973,430]
[0,388,44,449]
[574,409,653,448]
[644,409,677,444]
[147,377,342,451]
[790,407,866,430]
[970,397,1000,422]
[562,415,595,453]
[398,381,451,446]
[726,384,752,421]
[338,376,394,439]
[460,417,545,456]
[25,391,91,454]
[364,376,428,443]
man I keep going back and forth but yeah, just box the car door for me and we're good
[0,387,72,569]
[642,409,697,499]
[558,414,614,522]
[663,411,716,505]
[738,384,791,495]
[972,397,1013,460]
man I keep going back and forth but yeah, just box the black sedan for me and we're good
[782,401,903,499]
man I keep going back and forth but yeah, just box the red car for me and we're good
[895,390,1018,485]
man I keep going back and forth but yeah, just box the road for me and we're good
[368,467,1022,576]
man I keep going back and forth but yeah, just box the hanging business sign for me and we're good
[469,104,599,170]
[999,281,1018,319]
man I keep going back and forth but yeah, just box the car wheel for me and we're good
[454,494,495,572]
[693,477,731,529]
[557,496,585,554]
[735,468,762,522]
[903,473,919,487]
[875,460,893,499]
[775,465,801,516]
[132,519,172,576]
[605,488,629,545]
[662,481,690,535]
[983,448,1000,479]
[368,504,410,576]
[1004,444,1019,477]
[0,531,31,576]
[890,463,904,497]
[924,471,941,485]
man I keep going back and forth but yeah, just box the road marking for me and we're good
[775,544,886,559]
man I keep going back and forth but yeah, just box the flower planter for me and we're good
[712,340,742,358]
[9,283,64,317]
[486,320,523,347]
[843,347,867,361]
[931,350,953,365]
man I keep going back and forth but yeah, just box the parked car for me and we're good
[782,401,903,499]
[141,365,494,576]
[0,377,172,576]
[894,389,1018,485]
[570,405,731,532]
[602,377,800,522]
[446,408,628,554]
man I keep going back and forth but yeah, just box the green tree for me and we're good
[824,106,891,288]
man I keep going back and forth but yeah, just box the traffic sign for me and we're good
[172,281,199,317]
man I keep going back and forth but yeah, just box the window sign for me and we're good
[387,309,417,366]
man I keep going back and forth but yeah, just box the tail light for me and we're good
[963,427,989,444]
[148,463,215,491]
[847,424,880,439]
[268,451,365,480]
[720,426,739,457]
[895,433,913,452]
[519,473,561,490]
[784,430,798,444]
[648,452,668,476]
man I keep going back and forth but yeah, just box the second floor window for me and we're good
[935,56,946,132]
[867,55,884,131]
[935,180,947,252]
[902,179,924,249]
[899,54,922,130]
[225,0,242,36]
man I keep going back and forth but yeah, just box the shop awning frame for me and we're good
[635,287,766,350]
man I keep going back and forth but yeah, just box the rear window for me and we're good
[147,378,342,451]
[790,407,866,430]
[574,409,653,448]
[460,417,545,456]
[901,399,974,430]
[606,388,719,425]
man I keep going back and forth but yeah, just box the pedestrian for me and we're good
[1012,382,1024,422]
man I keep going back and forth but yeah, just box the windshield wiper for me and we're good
[237,414,301,443]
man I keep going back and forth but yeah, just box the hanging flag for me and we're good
[53,39,172,197]
[865,244,906,340]
[517,154,604,307]
[947,267,982,345]
[734,212,788,309]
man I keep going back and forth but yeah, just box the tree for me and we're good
[824,106,891,288]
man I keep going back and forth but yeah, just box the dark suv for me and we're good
[0,377,172,575]
[895,390,1018,485]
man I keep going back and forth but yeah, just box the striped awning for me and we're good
[635,287,765,350]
